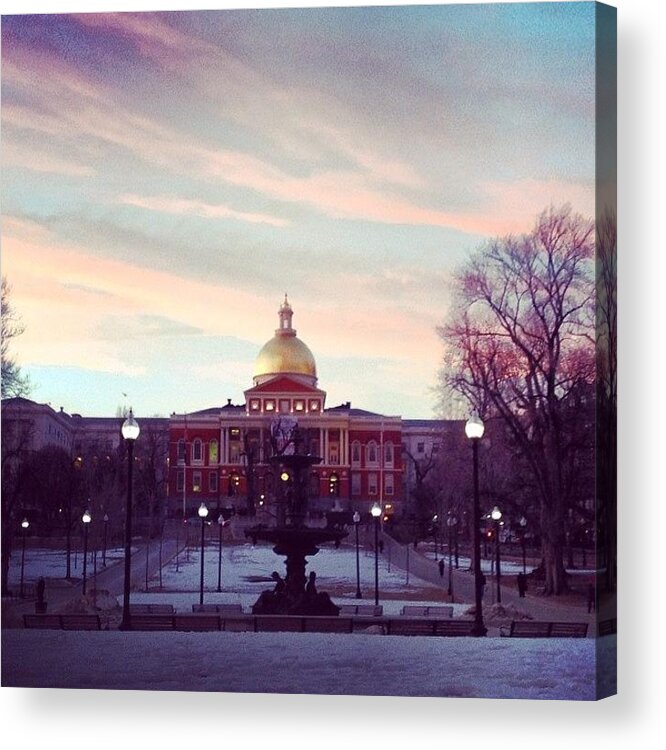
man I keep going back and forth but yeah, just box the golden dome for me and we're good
[253,296,317,384]
[254,335,317,380]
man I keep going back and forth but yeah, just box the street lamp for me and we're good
[198,502,209,605]
[353,511,362,599]
[465,412,487,636]
[120,409,140,630]
[446,513,458,599]
[432,514,439,561]
[102,513,109,566]
[217,513,224,593]
[370,502,382,606]
[491,505,502,604]
[519,515,528,574]
[19,518,29,598]
[81,509,92,595]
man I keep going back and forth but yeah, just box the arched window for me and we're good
[367,441,378,466]
[192,438,203,463]
[384,442,394,467]
[209,439,218,464]
[351,441,361,466]
[177,439,186,463]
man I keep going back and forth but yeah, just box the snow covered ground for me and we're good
[1,629,615,700]
[3,541,615,700]
[7,547,127,583]
[131,541,469,615]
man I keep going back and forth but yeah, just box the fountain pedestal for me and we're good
[245,436,348,616]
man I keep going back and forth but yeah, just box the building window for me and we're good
[417,442,425,454]
[176,470,184,492]
[209,472,218,493]
[367,441,378,466]
[230,427,240,439]
[192,438,203,463]
[329,445,339,465]
[432,442,440,454]
[385,473,394,496]
[309,400,320,412]
[351,473,361,497]
[192,471,202,493]
[177,439,186,463]
[229,445,240,464]
[250,399,260,411]
[209,439,218,464]
[384,442,394,467]
[265,400,275,412]
[351,441,361,466]
[294,400,305,413]
[368,472,378,495]
[279,399,290,413]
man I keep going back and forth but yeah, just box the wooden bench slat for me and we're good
[501,620,589,638]
[173,614,221,631]
[60,614,101,631]
[192,604,243,614]
[303,617,354,634]
[255,616,304,632]
[129,614,174,631]
[24,614,62,629]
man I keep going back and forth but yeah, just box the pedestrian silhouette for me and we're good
[438,559,445,578]
[479,572,487,600]
[517,572,527,598]
[378,540,384,554]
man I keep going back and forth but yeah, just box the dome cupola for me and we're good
[253,295,317,386]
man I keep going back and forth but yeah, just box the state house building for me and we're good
[168,296,408,518]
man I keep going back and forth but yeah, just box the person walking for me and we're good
[438,558,445,578]
[517,572,527,598]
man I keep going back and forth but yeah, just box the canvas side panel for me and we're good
[594,0,617,701]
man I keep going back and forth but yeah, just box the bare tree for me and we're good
[1,277,30,398]
[439,206,595,595]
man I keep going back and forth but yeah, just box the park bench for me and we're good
[23,613,101,630]
[254,615,304,632]
[500,620,588,638]
[129,614,175,631]
[192,603,244,614]
[598,618,617,636]
[386,618,475,637]
[60,614,102,630]
[400,605,453,618]
[339,604,383,616]
[173,614,221,631]
[303,616,354,634]
[23,614,64,629]
[129,603,174,615]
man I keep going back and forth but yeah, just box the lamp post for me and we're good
[465,412,487,637]
[432,514,438,561]
[102,513,109,566]
[353,511,362,599]
[19,518,29,598]
[81,509,92,595]
[491,505,502,604]
[217,513,224,593]
[120,409,140,630]
[519,515,528,575]
[446,513,458,599]
[371,502,382,606]
[198,502,209,606]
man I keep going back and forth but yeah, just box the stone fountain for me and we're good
[245,426,347,616]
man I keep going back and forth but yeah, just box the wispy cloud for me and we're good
[119,194,289,227]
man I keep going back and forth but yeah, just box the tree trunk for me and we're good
[1,519,12,597]
[542,537,568,595]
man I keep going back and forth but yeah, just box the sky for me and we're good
[1,1,597,419]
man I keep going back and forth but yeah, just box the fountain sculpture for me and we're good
[245,425,347,616]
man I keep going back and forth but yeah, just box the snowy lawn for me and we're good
[136,541,466,615]
[7,547,128,584]
[1,629,614,700]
